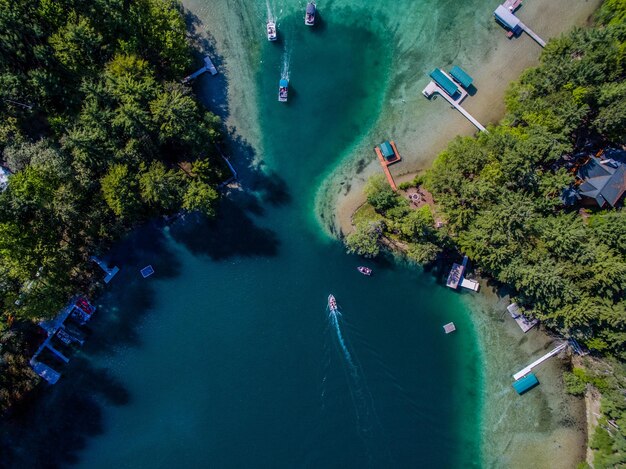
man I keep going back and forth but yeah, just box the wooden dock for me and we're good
[502,0,522,12]
[422,80,487,133]
[374,142,401,191]
[519,22,546,47]
[182,55,218,84]
[513,343,567,380]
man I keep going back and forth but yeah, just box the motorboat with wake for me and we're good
[305,2,316,26]
[357,266,372,276]
[267,21,277,41]
[328,294,338,313]
[278,78,288,102]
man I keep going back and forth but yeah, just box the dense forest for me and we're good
[347,1,626,466]
[0,0,225,412]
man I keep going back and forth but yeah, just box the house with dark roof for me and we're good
[576,152,626,208]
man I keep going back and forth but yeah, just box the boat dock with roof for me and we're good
[494,1,546,47]
[374,140,402,190]
[30,297,97,384]
[423,67,486,133]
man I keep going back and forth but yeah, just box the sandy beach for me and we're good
[318,0,603,236]
[465,286,588,468]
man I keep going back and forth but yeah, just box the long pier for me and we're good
[513,343,567,380]
[374,146,398,190]
[423,81,487,133]
[520,22,546,47]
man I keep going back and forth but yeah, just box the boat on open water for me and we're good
[267,21,277,41]
[278,78,288,102]
[328,294,338,313]
[305,2,316,26]
[357,266,372,276]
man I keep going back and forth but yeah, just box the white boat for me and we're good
[357,266,372,276]
[267,21,277,41]
[305,2,316,26]
[328,294,338,312]
[278,78,288,102]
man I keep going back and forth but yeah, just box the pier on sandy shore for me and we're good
[374,141,401,190]
[422,68,487,133]
[513,343,568,381]
[494,1,546,48]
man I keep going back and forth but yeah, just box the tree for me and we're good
[364,175,400,212]
[345,221,384,258]
[100,163,141,218]
[49,14,103,75]
[138,161,183,211]
[406,242,440,265]
[182,179,219,217]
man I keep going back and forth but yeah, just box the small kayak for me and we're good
[357,266,372,276]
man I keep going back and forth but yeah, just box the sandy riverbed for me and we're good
[321,0,602,236]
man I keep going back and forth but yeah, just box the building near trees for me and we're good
[577,151,626,208]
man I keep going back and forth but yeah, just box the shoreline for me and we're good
[323,0,603,465]
[325,0,602,237]
[184,0,599,466]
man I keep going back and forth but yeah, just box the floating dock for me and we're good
[374,141,402,190]
[512,343,567,381]
[443,322,456,334]
[423,68,487,133]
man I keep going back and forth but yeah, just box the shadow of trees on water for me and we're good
[0,8,290,468]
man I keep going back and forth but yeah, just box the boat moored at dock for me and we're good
[305,2,316,26]
[278,78,289,102]
[267,21,277,41]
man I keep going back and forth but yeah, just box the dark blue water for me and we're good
[1,7,483,469]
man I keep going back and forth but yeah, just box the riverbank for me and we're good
[324,0,602,236]
[465,285,587,468]
[184,1,600,467]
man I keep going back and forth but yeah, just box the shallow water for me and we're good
[64,2,484,468]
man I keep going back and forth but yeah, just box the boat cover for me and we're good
[279,78,288,87]
[306,3,316,13]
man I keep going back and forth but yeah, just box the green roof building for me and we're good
[429,69,459,98]
[512,373,539,395]
[380,141,394,160]
[449,66,473,89]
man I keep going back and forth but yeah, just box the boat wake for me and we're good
[325,308,393,465]
[266,0,275,23]
[281,41,291,80]
[329,311,356,372]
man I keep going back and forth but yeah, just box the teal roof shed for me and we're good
[429,69,459,98]
[380,141,394,160]
[450,66,473,89]
[512,373,539,395]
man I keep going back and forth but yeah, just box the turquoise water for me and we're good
[2,2,486,468]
